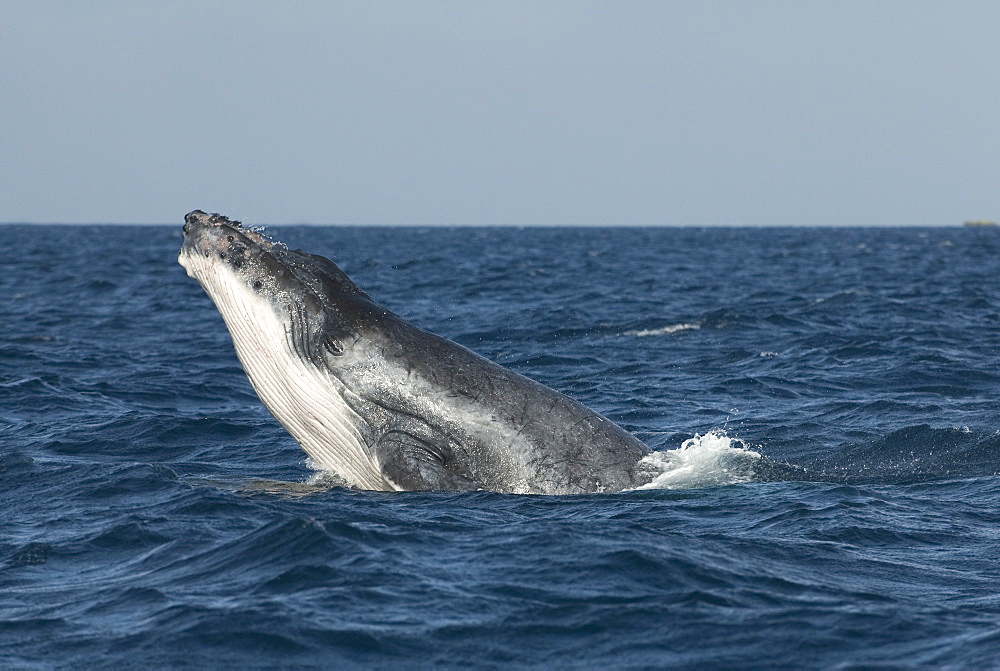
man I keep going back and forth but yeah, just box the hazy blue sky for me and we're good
[3,1,997,225]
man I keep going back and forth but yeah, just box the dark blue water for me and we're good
[3,225,1000,668]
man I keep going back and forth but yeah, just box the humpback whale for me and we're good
[179,211,650,494]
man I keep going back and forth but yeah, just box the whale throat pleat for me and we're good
[189,259,387,490]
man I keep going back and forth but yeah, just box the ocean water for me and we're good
[2,224,1000,668]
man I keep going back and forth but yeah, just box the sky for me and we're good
[2,1,998,226]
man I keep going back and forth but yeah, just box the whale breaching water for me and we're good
[178,211,650,494]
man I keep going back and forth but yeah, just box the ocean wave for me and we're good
[4,225,1000,668]
[623,322,702,337]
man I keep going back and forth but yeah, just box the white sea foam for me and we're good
[634,430,763,490]
[306,468,353,489]
[624,322,701,337]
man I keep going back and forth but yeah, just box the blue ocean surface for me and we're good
[2,224,1000,668]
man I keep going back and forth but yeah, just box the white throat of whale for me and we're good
[179,249,391,491]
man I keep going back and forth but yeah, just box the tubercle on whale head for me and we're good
[182,209,271,249]
[183,210,243,237]
[184,209,242,228]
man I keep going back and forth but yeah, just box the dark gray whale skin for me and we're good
[179,210,650,494]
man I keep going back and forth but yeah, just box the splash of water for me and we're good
[634,430,763,490]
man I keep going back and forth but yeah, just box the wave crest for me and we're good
[623,322,701,337]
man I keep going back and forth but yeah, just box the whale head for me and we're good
[178,210,384,363]
[178,210,388,488]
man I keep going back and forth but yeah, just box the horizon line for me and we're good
[0,221,992,228]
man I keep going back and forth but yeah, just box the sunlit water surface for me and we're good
[2,225,1000,668]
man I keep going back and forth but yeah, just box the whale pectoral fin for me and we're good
[376,432,479,492]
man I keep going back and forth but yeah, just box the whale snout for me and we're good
[184,210,243,230]
[182,209,269,249]
[179,209,278,283]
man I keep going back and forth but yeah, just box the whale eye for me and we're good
[252,280,262,290]
[227,235,235,242]
[219,253,226,259]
